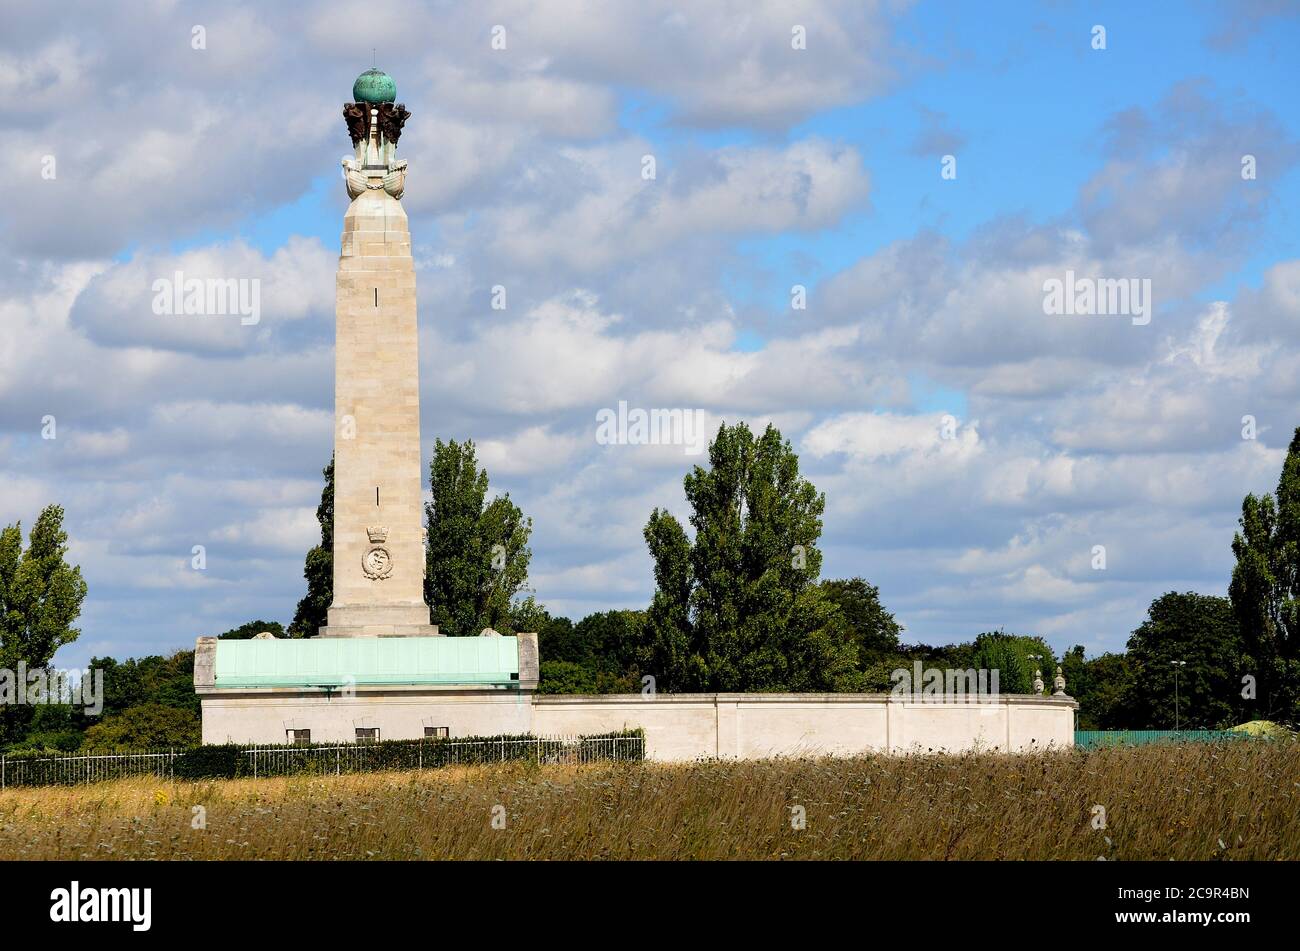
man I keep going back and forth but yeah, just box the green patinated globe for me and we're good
[352,67,396,103]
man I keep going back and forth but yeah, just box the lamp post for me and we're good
[1171,660,1187,731]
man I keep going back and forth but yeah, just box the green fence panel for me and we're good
[1074,730,1248,748]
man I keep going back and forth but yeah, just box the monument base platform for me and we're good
[318,623,441,638]
[322,602,439,637]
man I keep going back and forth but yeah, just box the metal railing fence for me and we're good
[0,734,644,788]
[0,750,178,788]
[244,735,643,777]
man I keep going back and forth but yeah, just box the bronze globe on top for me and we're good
[352,67,396,103]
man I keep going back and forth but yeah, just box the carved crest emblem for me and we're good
[362,525,393,580]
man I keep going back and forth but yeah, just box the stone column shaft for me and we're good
[323,187,436,636]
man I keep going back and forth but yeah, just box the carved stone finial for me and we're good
[1053,665,1067,696]
[1033,668,1044,694]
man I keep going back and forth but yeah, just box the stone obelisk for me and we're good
[321,68,438,637]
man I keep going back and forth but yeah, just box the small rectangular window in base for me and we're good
[356,727,379,743]
[424,726,449,739]
[288,729,311,746]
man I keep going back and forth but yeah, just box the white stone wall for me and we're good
[200,688,1076,757]
[200,687,532,745]
[532,694,1075,759]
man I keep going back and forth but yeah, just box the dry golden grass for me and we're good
[1,742,1296,860]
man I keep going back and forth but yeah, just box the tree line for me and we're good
[3,423,1298,751]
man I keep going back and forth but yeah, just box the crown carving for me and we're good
[366,525,389,543]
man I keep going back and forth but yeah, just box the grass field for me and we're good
[2,741,1297,860]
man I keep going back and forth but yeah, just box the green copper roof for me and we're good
[214,636,519,688]
[353,67,396,103]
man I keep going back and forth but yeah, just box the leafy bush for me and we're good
[171,743,247,780]
[8,730,84,753]
[82,703,200,749]
[539,659,599,694]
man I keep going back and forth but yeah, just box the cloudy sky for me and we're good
[3,1,1299,669]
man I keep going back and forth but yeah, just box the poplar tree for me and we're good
[0,505,88,669]
[424,439,532,636]
[1230,426,1300,722]
[0,505,88,741]
[643,422,859,692]
[289,447,534,638]
[287,456,334,638]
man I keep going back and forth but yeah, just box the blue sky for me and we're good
[2,0,1299,669]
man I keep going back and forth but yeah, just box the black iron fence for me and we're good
[0,731,645,788]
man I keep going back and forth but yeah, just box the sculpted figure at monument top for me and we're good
[341,67,411,200]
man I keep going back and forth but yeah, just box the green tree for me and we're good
[1061,646,1138,729]
[506,593,548,635]
[574,609,647,679]
[82,703,200,749]
[217,620,285,640]
[7,703,84,752]
[643,422,859,692]
[534,610,648,694]
[0,506,88,669]
[0,506,88,742]
[820,577,902,666]
[1081,652,1138,729]
[538,660,599,695]
[89,650,199,718]
[287,456,334,638]
[425,439,533,636]
[1123,592,1244,729]
[537,614,582,663]
[967,631,1056,695]
[1229,426,1300,724]
[643,509,694,688]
